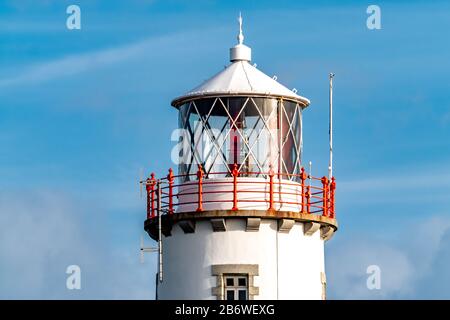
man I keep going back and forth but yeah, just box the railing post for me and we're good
[268,167,274,211]
[306,185,311,214]
[196,165,203,212]
[330,177,336,218]
[321,176,329,217]
[150,173,156,218]
[167,168,174,215]
[232,163,239,211]
[300,167,307,213]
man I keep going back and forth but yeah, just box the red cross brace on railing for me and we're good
[145,166,336,220]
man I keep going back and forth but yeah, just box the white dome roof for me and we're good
[171,60,310,107]
[171,14,310,108]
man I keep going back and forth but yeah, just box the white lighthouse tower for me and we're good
[143,16,337,300]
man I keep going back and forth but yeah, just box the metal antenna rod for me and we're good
[329,73,335,180]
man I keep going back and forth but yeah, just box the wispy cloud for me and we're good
[0,37,155,88]
[335,163,450,207]
[0,28,221,88]
[339,164,450,192]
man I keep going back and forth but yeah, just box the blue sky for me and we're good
[1,0,450,299]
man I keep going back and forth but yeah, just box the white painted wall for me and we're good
[158,219,325,300]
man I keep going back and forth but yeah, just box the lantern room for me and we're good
[143,14,337,216]
[171,23,310,182]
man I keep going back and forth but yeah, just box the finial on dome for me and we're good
[238,12,244,45]
[230,12,252,62]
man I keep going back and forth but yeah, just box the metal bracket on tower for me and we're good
[140,235,158,261]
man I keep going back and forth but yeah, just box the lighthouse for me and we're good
[143,16,337,300]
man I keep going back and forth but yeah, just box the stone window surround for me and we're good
[211,264,259,300]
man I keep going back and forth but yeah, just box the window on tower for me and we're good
[212,264,258,300]
[224,275,248,300]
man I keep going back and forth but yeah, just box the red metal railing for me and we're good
[144,167,336,220]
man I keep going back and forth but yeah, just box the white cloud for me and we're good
[327,216,450,299]
[327,238,414,299]
[0,188,153,299]
[416,229,450,298]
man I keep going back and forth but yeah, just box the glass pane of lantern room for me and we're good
[226,97,248,172]
[280,100,302,179]
[294,103,302,174]
[192,98,223,176]
[178,102,192,179]
[187,103,202,177]
[204,97,232,177]
[177,98,225,181]
[248,98,279,175]
[218,97,280,176]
